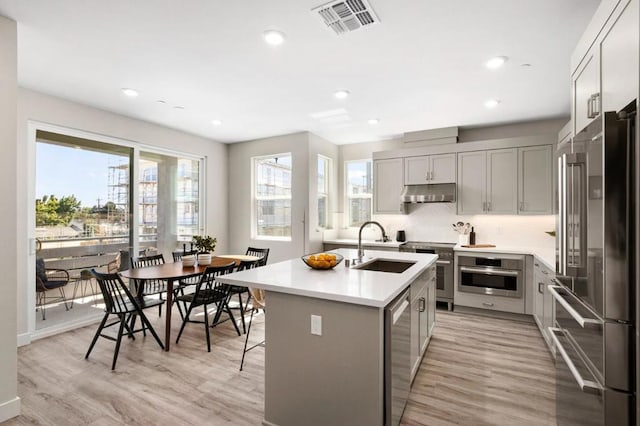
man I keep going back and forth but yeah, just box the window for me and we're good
[345,160,372,227]
[317,155,330,228]
[253,154,292,239]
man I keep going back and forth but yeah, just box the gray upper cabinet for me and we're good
[458,149,517,215]
[518,145,553,214]
[373,158,406,214]
[600,0,638,113]
[404,153,456,185]
[457,151,486,214]
[573,47,600,135]
[486,148,518,214]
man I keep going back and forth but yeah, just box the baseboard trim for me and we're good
[17,333,31,347]
[0,396,21,423]
[31,314,103,341]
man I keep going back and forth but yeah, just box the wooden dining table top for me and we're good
[119,255,259,280]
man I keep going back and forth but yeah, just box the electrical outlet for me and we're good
[311,315,322,336]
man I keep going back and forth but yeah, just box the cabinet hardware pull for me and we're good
[534,263,539,267]
[487,202,491,211]
[538,282,544,294]
[483,201,486,212]
[587,95,593,118]
[419,297,426,312]
[482,302,494,307]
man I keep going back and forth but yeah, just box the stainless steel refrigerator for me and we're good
[552,99,637,425]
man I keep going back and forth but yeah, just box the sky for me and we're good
[36,142,128,207]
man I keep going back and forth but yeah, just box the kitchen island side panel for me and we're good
[264,291,385,426]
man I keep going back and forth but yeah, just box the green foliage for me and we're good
[35,194,81,226]
[192,235,217,253]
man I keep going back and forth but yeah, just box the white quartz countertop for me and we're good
[454,244,555,271]
[323,238,404,248]
[217,249,437,308]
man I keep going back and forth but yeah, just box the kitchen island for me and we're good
[217,249,437,426]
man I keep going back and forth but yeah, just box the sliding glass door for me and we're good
[34,129,204,333]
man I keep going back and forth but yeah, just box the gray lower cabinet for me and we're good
[532,259,555,356]
[410,265,436,380]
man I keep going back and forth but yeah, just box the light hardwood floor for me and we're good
[6,308,555,425]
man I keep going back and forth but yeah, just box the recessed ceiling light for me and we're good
[485,56,508,69]
[211,119,222,126]
[263,30,285,46]
[484,99,501,108]
[156,100,166,104]
[121,88,139,97]
[173,105,185,110]
[520,63,532,67]
[368,118,380,125]
[334,90,350,100]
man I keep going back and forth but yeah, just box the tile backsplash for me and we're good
[336,203,555,249]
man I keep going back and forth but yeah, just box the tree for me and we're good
[35,194,81,226]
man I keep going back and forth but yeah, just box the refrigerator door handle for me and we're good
[557,154,568,276]
[566,152,588,276]
[549,285,601,327]
[549,327,603,395]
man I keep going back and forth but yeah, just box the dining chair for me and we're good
[35,258,70,320]
[175,262,239,352]
[228,258,261,334]
[130,254,168,317]
[171,248,200,320]
[240,287,266,371]
[246,247,270,267]
[85,269,165,370]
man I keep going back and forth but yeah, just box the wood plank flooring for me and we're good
[6,308,555,426]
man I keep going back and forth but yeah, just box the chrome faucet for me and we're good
[358,221,388,261]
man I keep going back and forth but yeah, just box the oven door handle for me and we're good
[548,327,603,395]
[459,266,519,277]
[436,260,451,265]
[548,285,601,328]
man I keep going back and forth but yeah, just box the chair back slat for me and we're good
[91,269,136,314]
[197,262,236,292]
[172,249,198,262]
[245,247,269,267]
[131,254,165,269]
[236,259,260,272]
[130,254,166,295]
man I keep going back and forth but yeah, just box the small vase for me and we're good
[458,234,470,246]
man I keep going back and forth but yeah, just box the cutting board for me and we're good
[461,244,496,248]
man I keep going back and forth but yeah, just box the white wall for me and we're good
[16,89,228,339]
[307,133,339,254]
[0,15,20,423]
[227,132,310,262]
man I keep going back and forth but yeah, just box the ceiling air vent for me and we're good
[312,0,380,36]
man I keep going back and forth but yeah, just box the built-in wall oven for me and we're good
[457,254,524,298]
[400,242,454,310]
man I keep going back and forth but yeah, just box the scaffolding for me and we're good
[107,162,129,225]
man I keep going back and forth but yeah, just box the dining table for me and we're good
[119,254,260,351]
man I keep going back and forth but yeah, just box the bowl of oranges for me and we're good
[301,252,344,270]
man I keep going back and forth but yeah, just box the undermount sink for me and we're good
[352,258,416,273]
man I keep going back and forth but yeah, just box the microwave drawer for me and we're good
[455,292,525,314]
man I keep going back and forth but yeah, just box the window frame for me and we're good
[252,152,293,241]
[344,159,373,228]
[317,154,331,229]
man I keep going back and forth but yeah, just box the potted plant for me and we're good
[192,235,217,254]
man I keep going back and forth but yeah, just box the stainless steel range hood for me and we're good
[400,183,456,203]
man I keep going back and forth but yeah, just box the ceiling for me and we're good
[0,0,599,144]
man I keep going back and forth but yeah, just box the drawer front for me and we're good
[455,291,525,314]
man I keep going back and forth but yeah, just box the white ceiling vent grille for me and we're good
[312,0,380,36]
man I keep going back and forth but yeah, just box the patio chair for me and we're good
[35,258,70,320]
